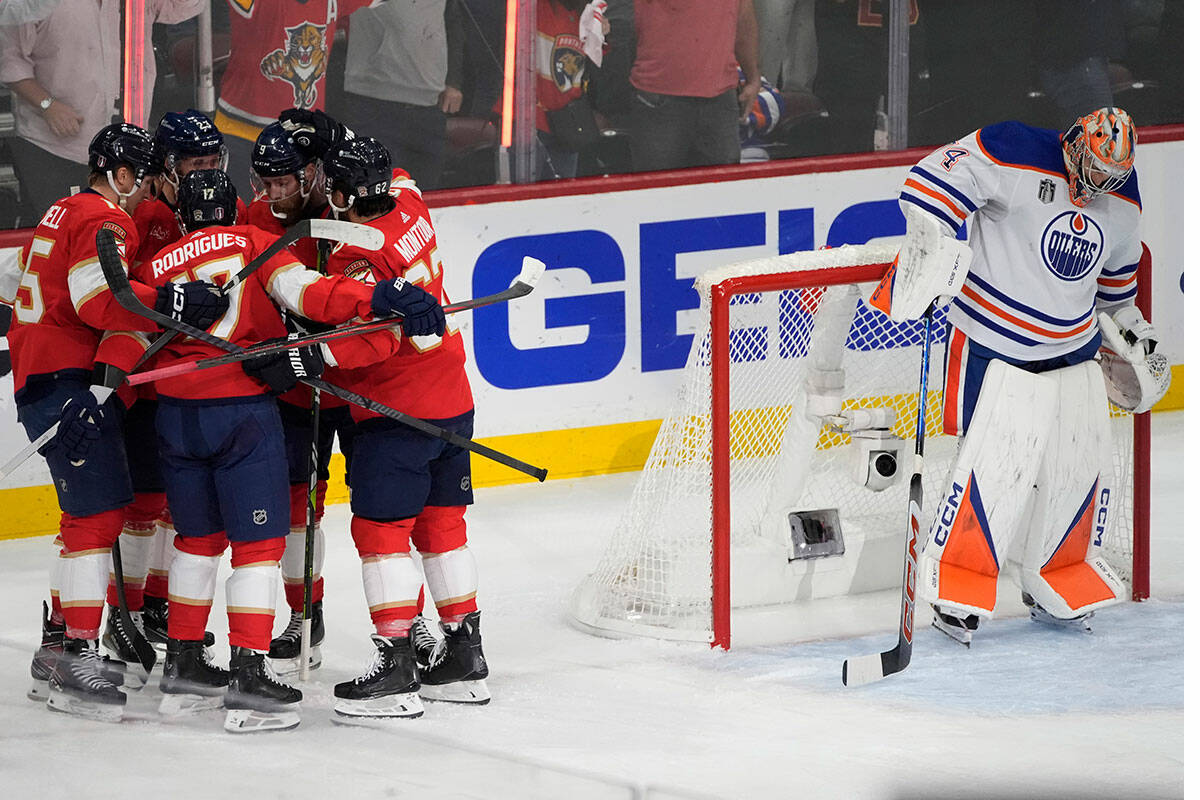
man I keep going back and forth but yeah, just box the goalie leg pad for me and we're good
[1019,361,1125,618]
[919,359,1058,618]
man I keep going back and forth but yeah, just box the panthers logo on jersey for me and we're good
[343,258,378,286]
[1040,211,1105,281]
[260,22,328,109]
[551,35,586,92]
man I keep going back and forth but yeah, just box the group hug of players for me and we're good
[6,107,488,732]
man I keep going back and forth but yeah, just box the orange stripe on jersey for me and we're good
[903,178,968,220]
[942,328,967,436]
[1097,273,1137,289]
[938,473,1000,612]
[960,285,1094,339]
[974,131,1063,178]
[1039,480,1117,610]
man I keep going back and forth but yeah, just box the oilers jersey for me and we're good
[897,120,1142,361]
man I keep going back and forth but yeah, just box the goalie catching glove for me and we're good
[154,280,230,331]
[241,333,325,394]
[1097,306,1170,413]
[371,277,446,337]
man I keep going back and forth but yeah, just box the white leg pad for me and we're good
[1019,361,1126,617]
[420,547,478,615]
[919,359,1058,617]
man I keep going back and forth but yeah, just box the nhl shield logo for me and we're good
[1038,178,1056,204]
[252,509,268,525]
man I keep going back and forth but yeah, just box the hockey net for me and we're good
[569,243,1150,648]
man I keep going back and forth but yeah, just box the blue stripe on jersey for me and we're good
[1111,169,1141,207]
[911,166,979,212]
[899,193,962,233]
[1098,287,1138,303]
[964,272,1094,327]
[978,121,1066,175]
[953,297,1044,348]
[1101,260,1138,277]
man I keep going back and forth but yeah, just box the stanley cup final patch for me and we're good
[1038,178,1056,204]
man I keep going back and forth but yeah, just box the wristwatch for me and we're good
[39,96,53,111]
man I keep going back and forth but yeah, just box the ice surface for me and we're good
[0,412,1184,799]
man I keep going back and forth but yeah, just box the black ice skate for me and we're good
[47,637,127,722]
[142,596,217,654]
[333,634,423,720]
[1022,592,1094,633]
[268,601,324,678]
[931,605,980,647]
[159,638,231,715]
[419,612,490,704]
[224,647,302,733]
[100,604,153,687]
[30,602,124,701]
[410,615,441,669]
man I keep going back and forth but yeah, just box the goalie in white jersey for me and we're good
[869,107,1170,645]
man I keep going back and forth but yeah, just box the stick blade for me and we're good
[306,218,386,251]
[514,256,546,293]
[841,653,886,687]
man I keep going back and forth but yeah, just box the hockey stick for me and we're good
[124,256,547,387]
[97,229,548,482]
[300,385,320,681]
[841,304,935,687]
[111,536,158,672]
[133,218,387,368]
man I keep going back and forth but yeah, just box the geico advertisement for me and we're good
[0,140,1185,488]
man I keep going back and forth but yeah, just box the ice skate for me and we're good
[1022,592,1094,633]
[268,601,323,679]
[333,634,424,721]
[224,647,302,733]
[30,601,123,701]
[100,604,153,687]
[410,615,441,669]
[931,605,979,647]
[47,637,126,722]
[142,596,216,655]
[419,611,490,705]
[159,638,230,715]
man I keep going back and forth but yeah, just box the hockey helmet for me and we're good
[176,168,239,231]
[252,122,306,178]
[323,137,392,211]
[88,122,163,180]
[156,109,228,176]
[1062,107,1136,207]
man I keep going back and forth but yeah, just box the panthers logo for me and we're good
[551,35,586,92]
[260,22,328,109]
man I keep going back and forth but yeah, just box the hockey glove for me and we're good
[371,277,446,337]
[1097,309,1170,413]
[241,334,325,395]
[279,108,354,161]
[54,391,106,464]
[154,280,229,331]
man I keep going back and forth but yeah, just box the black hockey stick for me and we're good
[841,304,935,687]
[111,536,158,672]
[299,384,320,681]
[124,256,547,387]
[98,229,548,482]
[134,218,386,368]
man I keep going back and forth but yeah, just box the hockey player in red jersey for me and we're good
[317,137,490,720]
[9,123,229,720]
[145,167,445,731]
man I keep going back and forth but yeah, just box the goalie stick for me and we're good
[124,256,547,387]
[841,304,935,687]
[96,228,549,482]
[1,220,387,484]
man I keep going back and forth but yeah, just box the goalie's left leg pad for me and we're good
[920,359,1058,617]
[1019,361,1126,618]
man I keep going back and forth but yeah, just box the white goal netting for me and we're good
[569,244,1138,645]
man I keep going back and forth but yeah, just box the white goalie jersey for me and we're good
[894,121,1143,361]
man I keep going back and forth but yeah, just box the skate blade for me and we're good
[28,678,50,702]
[1030,609,1094,633]
[159,692,224,716]
[333,692,424,719]
[223,708,300,733]
[47,689,124,722]
[268,645,322,680]
[931,618,972,647]
[419,679,490,705]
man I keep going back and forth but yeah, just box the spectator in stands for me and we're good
[337,0,464,191]
[0,0,204,217]
[628,0,761,173]
[754,0,816,92]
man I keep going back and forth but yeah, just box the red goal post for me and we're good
[570,243,1151,650]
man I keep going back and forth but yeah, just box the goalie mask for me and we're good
[176,168,239,233]
[155,109,228,188]
[1062,107,1136,207]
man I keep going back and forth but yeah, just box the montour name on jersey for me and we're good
[153,232,250,278]
[393,216,435,263]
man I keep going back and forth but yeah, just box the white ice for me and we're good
[0,412,1184,799]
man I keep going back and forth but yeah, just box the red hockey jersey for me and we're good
[323,179,473,421]
[7,191,160,400]
[132,193,251,267]
[145,223,376,401]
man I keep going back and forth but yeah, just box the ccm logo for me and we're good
[901,509,920,641]
[932,481,964,546]
[1092,487,1111,547]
